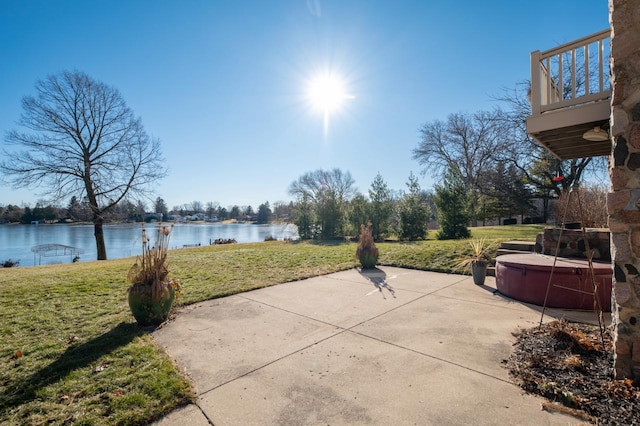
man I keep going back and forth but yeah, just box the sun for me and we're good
[305,72,354,137]
[307,74,352,113]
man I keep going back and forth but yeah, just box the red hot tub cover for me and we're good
[495,253,612,311]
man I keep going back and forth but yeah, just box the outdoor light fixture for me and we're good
[582,126,609,142]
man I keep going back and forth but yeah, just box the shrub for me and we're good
[264,235,277,241]
[551,183,607,228]
[1,259,20,267]
[355,223,379,269]
[211,238,237,245]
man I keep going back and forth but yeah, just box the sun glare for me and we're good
[307,74,350,113]
[305,72,354,138]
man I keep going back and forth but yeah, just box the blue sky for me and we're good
[0,0,609,210]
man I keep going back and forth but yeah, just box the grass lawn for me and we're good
[0,224,543,425]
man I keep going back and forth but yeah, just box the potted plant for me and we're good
[455,238,497,285]
[356,223,379,269]
[127,224,181,327]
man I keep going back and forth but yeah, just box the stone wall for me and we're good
[608,0,640,379]
[535,228,611,261]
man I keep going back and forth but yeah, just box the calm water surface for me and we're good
[0,222,298,267]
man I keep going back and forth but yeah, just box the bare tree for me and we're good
[205,201,219,219]
[494,82,607,218]
[190,200,203,213]
[551,182,608,227]
[413,110,507,192]
[272,200,294,221]
[413,110,508,222]
[288,168,356,203]
[288,168,356,239]
[1,70,166,260]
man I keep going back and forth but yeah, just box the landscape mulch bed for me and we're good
[506,319,640,425]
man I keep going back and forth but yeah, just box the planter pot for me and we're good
[471,260,488,286]
[128,283,176,327]
[358,251,379,269]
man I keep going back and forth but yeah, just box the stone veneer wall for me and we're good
[608,0,640,379]
[535,228,611,261]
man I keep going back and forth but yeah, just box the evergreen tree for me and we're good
[434,166,472,240]
[154,197,168,218]
[29,203,58,223]
[348,193,369,237]
[20,206,33,224]
[257,202,272,224]
[67,196,81,221]
[368,173,393,241]
[293,193,316,240]
[317,189,343,239]
[135,200,147,222]
[398,172,430,240]
[229,205,241,219]
[481,162,535,221]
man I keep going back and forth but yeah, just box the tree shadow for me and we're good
[1,322,144,411]
[306,239,351,247]
[359,267,396,299]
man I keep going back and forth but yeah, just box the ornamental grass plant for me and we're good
[454,238,498,272]
[127,224,181,300]
[356,223,379,269]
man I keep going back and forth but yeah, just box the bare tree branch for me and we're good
[493,82,607,199]
[413,109,509,192]
[1,70,166,259]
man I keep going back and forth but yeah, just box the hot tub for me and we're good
[495,253,612,312]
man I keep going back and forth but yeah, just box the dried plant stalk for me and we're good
[128,224,176,301]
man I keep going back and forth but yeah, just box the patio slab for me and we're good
[153,267,595,425]
[153,295,341,394]
[197,331,575,426]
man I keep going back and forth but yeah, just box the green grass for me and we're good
[0,224,544,425]
[470,224,544,240]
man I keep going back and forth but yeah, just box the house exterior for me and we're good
[527,29,611,159]
[526,0,640,379]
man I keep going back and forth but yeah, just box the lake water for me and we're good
[0,222,298,267]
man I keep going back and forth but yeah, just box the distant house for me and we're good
[167,214,186,223]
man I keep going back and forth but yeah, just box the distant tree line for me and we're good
[288,168,435,241]
[160,199,292,224]
[0,196,294,225]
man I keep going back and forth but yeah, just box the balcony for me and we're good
[526,29,611,160]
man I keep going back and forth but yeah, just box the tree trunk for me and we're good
[543,196,549,222]
[94,218,108,260]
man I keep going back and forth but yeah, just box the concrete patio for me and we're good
[152,266,604,425]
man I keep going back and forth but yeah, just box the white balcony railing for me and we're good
[530,29,611,116]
